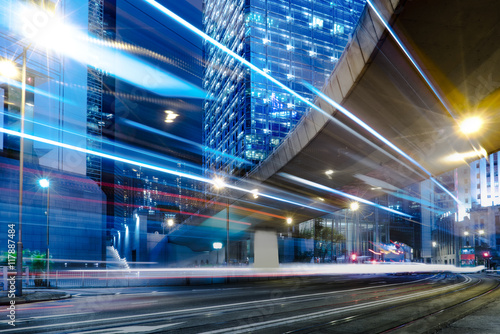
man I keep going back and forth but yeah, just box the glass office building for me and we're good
[203,0,366,176]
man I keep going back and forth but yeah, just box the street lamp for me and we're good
[38,178,50,287]
[213,242,222,264]
[167,218,174,227]
[350,202,359,258]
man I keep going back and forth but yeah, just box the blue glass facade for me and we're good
[203,0,366,176]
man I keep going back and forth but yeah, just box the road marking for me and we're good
[72,322,185,333]
[0,312,94,324]
[200,277,473,333]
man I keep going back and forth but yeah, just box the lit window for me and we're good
[312,16,323,28]
[333,23,344,35]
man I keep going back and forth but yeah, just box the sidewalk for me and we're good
[438,297,500,333]
[0,289,71,305]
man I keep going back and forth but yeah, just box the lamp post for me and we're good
[38,178,50,287]
[350,202,359,261]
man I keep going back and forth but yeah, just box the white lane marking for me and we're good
[71,322,185,333]
[0,275,449,333]
[200,276,473,333]
[0,312,94,324]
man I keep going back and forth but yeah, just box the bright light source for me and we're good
[164,110,179,123]
[350,202,359,211]
[445,147,487,162]
[0,60,18,78]
[213,242,223,250]
[213,177,225,189]
[286,217,292,225]
[459,116,483,135]
[317,197,324,202]
[251,189,259,199]
[351,254,357,261]
[432,241,437,247]
[325,169,334,176]
[464,231,469,236]
[38,178,50,188]
[478,229,484,235]
[167,219,174,227]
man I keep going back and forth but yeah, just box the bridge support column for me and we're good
[253,230,279,268]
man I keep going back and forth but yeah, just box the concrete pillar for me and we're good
[253,230,279,268]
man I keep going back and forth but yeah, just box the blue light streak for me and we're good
[365,0,455,119]
[142,0,461,208]
[279,172,413,218]
[303,79,461,206]
[0,111,202,172]
[0,127,332,214]
[123,119,253,167]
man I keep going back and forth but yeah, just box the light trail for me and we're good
[366,0,456,119]
[278,172,413,218]
[303,82,462,206]
[123,119,253,167]
[0,127,333,215]
[141,0,461,209]
[0,110,203,171]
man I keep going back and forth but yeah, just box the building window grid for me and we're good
[203,0,366,174]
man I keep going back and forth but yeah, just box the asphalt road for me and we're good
[1,273,499,333]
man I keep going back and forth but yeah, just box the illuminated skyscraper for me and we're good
[202,0,366,176]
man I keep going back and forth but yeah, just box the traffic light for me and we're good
[483,252,490,258]
[351,254,357,262]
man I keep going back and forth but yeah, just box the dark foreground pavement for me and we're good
[0,290,71,305]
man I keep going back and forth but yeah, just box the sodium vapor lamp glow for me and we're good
[350,202,359,211]
[164,110,178,123]
[0,60,18,78]
[459,116,483,135]
[251,189,259,199]
[286,217,293,225]
[213,177,225,189]
[325,169,334,176]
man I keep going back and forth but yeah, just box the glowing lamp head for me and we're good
[0,60,18,78]
[350,202,359,211]
[459,116,483,135]
[213,242,223,250]
[167,219,174,227]
[39,178,50,188]
[213,177,225,189]
[464,231,469,236]
[286,217,292,225]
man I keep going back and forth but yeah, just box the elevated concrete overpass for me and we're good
[170,0,500,262]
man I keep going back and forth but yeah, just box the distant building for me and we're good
[202,0,366,176]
